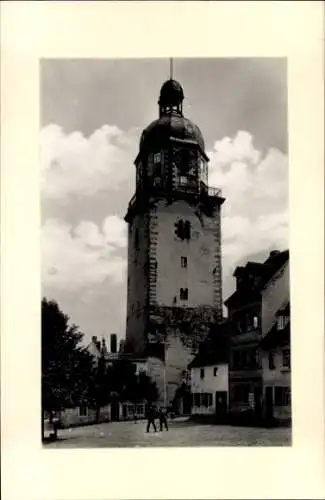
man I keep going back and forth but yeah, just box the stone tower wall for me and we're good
[125,212,150,354]
[149,198,222,314]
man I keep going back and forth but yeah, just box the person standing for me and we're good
[159,407,168,431]
[146,405,157,433]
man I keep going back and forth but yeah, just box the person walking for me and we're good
[146,405,157,433]
[159,406,168,431]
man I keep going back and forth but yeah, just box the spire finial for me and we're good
[170,58,173,80]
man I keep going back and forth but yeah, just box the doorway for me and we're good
[265,386,273,419]
[111,400,120,421]
[215,391,227,416]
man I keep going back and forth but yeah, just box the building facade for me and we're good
[260,259,291,422]
[125,78,224,405]
[188,322,230,417]
[225,250,289,415]
[190,364,228,416]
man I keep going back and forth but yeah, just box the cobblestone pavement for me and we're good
[46,418,291,448]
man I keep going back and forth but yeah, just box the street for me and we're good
[45,418,291,448]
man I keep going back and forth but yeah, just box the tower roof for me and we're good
[140,114,205,152]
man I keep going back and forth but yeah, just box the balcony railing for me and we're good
[200,181,222,198]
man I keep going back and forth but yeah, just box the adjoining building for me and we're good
[124,78,225,406]
[188,322,230,419]
[225,249,289,417]
[260,257,291,424]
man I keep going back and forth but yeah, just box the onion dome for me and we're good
[140,115,205,151]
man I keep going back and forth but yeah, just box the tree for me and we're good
[41,298,95,437]
[137,372,159,404]
[88,355,113,423]
[108,360,159,415]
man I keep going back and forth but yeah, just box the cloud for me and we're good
[40,124,138,200]
[222,211,289,272]
[41,127,288,338]
[42,215,127,291]
[210,130,261,166]
[207,130,288,272]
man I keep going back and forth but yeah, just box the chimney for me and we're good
[119,339,125,353]
[110,333,117,354]
[101,337,107,355]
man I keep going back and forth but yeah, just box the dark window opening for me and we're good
[184,220,191,239]
[180,288,188,301]
[200,368,205,380]
[213,367,218,376]
[174,219,191,240]
[79,406,88,417]
[268,351,276,370]
[274,386,291,406]
[181,256,188,268]
[282,349,290,369]
[193,393,213,407]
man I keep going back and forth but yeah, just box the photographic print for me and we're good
[41,57,290,448]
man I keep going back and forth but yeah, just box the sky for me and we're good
[41,58,288,346]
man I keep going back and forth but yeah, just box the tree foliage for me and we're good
[42,297,159,421]
[42,298,95,413]
[108,359,159,404]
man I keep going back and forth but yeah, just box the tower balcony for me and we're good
[200,181,222,199]
[125,181,224,223]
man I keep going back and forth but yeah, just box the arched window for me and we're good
[184,220,191,239]
[174,219,191,240]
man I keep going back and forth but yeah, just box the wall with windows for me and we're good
[152,199,222,312]
[59,404,112,428]
[261,344,291,420]
[261,261,289,337]
[190,363,228,415]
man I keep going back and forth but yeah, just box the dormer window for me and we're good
[153,152,161,164]
[277,314,288,330]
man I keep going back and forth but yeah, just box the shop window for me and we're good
[274,386,291,406]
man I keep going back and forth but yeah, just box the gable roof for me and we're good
[188,321,231,368]
[276,301,290,317]
[260,321,290,350]
[225,249,289,309]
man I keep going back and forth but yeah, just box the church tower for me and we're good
[125,77,225,405]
